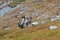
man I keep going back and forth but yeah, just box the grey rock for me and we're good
[55,15,60,20]
[32,21,39,25]
[0,6,11,16]
[50,18,55,22]
[5,27,11,31]
[40,20,47,24]
[49,26,58,30]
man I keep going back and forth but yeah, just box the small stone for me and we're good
[50,18,55,22]
[41,20,47,24]
[5,27,11,31]
[32,22,39,25]
[32,13,38,16]
[49,26,58,30]
[55,15,60,20]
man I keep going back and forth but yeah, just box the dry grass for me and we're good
[0,0,60,40]
[0,20,60,40]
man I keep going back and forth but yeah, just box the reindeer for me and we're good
[15,14,32,28]
[15,14,25,28]
[24,16,32,27]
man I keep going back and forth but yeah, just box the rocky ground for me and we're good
[0,0,60,40]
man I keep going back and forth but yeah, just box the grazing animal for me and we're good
[15,15,32,28]
[15,14,25,28]
[24,16,32,27]
[17,22,24,28]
